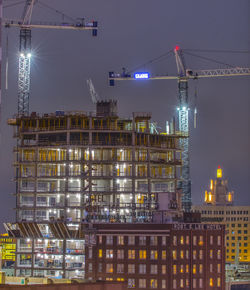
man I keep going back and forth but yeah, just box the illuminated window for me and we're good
[162,236,166,246]
[150,236,157,246]
[186,279,189,287]
[186,236,190,245]
[150,264,158,274]
[128,264,135,274]
[88,248,92,258]
[117,236,124,245]
[106,235,113,245]
[180,236,184,245]
[199,278,203,288]
[139,264,146,274]
[193,278,196,289]
[186,264,189,273]
[162,250,166,260]
[150,279,157,289]
[117,264,124,273]
[173,264,177,274]
[173,235,177,246]
[180,250,184,259]
[193,264,197,274]
[217,250,221,259]
[128,236,135,245]
[106,263,113,273]
[217,236,221,246]
[186,250,189,259]
[193,250,197,260]
[139,279,146,288]
[180,264,184,273]
[139,236,146,246]
[139,250,147,259]
[128,278,135,288]
[199,264,203,274]
[151,250,158,260]
[199,236,203,246]
[106,249,113,259]
[173,250,177,260]
[193,236,197,245]
[173,279,177,289]
[209,278,213,287]
[210,236,213,245]
[98,249,102,258]
[178,279,184,289]
[217,264,221,273]
[162,265,166,274]
[162,280,166,289]
[128,250,135,259]
[199,250,203,260]
[217,277,221,287]
[117,249,124,259]
[98,236,102,244]
[210,250,213,259]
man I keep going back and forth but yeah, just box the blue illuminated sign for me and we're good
[134,72,149,79]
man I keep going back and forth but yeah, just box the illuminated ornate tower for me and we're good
[204,166,234,206]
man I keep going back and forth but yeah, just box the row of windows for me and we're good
[100,235,167,246]
[93,262,222,275]
[95,248,222,261]
[226,249,248,254]
[99,234,223,247]
[202,210,249,215]
[226,236,248,241]
[226,242,248,247]
[173,235,221,246]
[101,277,221,289]
[98,249,159,260]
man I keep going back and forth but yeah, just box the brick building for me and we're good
[84,223,225,290]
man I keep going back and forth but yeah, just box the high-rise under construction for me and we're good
[7,100,183,278]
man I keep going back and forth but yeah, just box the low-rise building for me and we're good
[84,223,225,290]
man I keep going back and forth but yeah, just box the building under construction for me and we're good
[7,100,184,278]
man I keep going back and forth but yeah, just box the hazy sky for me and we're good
[0,0,249,230]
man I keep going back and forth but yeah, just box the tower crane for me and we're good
[3,0,98,116]
[108,46,250,212]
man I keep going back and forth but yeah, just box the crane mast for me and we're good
[18,0,34,116]
[5,0,98,116]
[108,47,250,212]
[174,46,191,212]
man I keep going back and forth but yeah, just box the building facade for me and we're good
[192,167,250,264]
[7,101,183,278]
[84,223,225,290]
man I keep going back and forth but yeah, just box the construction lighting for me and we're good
[20,53,25,58]
[27,53,31,58]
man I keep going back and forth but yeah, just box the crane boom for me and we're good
[4,19,98,31]
[108,47,250,212]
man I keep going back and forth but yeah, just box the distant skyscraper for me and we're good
[204,166,234,206]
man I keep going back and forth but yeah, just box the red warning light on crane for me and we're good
[175,45,180,51]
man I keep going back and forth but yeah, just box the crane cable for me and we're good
[127,49,173,74]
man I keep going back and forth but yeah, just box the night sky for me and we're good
[0,0,249,231]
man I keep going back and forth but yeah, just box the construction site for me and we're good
[0,0,250,288]
[5,100,183,278]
